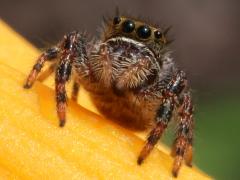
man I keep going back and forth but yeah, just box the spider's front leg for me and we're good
[137,97,174,164]
[172,92,194,177]
[24,47,59,88]
[138,70,193,177]
[55,56,72,127]
[55,31,87,127]
[24,31,88,127]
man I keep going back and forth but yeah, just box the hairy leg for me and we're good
[24,47,59,88]
[172,92,194,177]
[54,31,88,127]
[137,70,193,177]
[55,59,72,127]
[138,98,174,164]
[24,30,88,127]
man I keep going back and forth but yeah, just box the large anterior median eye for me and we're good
[137,25,151,39]
[122,20,135,33]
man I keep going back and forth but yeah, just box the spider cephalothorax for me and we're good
[24,14,194,177]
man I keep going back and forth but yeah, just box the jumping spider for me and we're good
[24,13,194,177]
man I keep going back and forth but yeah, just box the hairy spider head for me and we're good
[90,16,172,92]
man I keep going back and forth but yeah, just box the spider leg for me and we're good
[71,79,80,102]
[172,92,194,177]
[54,31,87,127]
[55,59,72,127]
[137,98,174,164]
[24,31,88,127]
[24,47,59,88]
[138,70,192,177]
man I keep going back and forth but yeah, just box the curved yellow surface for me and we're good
[0,20,211,179]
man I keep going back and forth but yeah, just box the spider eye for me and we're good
[154,30,162,39]
[137,25,151,39]
[122,20,135,33]
[113,16,121,25]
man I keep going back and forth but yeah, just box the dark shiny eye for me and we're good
[122,20,135,33]
[113,16,121,25]
[154,30,162,39]
[137,25,151,39]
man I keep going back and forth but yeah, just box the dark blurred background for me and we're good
[1,0,240,179]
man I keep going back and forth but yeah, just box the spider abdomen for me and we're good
[86,86,160,130]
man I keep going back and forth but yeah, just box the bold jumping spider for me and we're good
[24,13,194,177]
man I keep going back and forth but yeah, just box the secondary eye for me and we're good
[154,30,162,39]
[122,20,135,33]
[137,25,151,39]
[113,16,121,25]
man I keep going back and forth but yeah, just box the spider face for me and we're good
[105,16,167,44]
[103,16,169,60]
[88,16,170,91]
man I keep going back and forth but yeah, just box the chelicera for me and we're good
[24,13,194,177]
